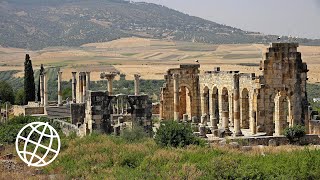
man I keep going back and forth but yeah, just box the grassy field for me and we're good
[1,37,320,82]
[41,134,320,179]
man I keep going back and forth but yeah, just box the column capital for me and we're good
[101,72,117,80]
[173,74,179,79]
[134,74,141,80]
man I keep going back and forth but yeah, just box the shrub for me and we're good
[154,120,203,148]
[0,116,59,144]
[0,80,15,104]
[120,126,149,143]
[284,125,306,144]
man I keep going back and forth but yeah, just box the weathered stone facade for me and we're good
[160,43,311,136]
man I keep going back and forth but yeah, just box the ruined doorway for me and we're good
[179,86,192,120]
[274,92,290,135]
[241,88,250,129]
[211,87,219,124]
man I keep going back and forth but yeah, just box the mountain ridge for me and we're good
[0,0,319,50]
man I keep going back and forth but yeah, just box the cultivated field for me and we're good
[0,37,320,83]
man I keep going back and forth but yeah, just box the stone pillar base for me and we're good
[209,126,219,137]
[199,124,207,138]
[233,131,243,137]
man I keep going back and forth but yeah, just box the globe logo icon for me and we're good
[15,122,61,167]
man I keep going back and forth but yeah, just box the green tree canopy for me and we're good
[24,54,35,104]
[0,81,14,104]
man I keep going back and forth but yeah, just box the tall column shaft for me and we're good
[222,111,230,131]
[72,72,77,103]
[173,74,180,121]
[233,74,242,136]
[43,72,48,106]
[210,93,218,129]
[134,74,140,96]
[86,72,90,99]
[57,72,62,106]
[83,73,87,102]
[78,73,83,103]
[40,75,44,106]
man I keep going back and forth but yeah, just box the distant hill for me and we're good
[0,0,319,50]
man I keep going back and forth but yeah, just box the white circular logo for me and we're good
[15,122,61,167]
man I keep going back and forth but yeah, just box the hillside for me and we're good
[1,0,320,50]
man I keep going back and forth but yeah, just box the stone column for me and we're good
[82,73,87,102]
[43,72,48,106]
[222,111,231,134]
[134,74,140,96]
[40,74,44,106]
[78,72,83,103]
[233,74,242,136]
[250,111,257,134]
[86,72,90,98]
[72,72,77,103]
[210,93,218,136]
[173,74,180,121]
[105,74,116,95]
[57,71,63,106]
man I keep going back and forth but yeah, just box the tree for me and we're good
[15,88,25,105]
[24,54,35,104]
[0,81,14,104]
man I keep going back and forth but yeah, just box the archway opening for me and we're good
[274,93,290,135]
[211,87,219,124]
[179,86,192,119]
[241,88,250,129]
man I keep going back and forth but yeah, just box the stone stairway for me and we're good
[46,106,71,119]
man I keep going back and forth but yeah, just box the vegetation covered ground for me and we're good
[43,133,320,180]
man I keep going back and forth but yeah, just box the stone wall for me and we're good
[310,120,320,134]
[159,43,310,137]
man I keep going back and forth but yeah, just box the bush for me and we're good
[284,125,306,144]
[120,126,149,143]
[154,120,203,148]
[0,116,59,144]
[0,80,15,104]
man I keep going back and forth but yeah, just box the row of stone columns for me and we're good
[101,73,141,96]
[72,72,91,103]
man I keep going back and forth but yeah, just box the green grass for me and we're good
[45,134,320,179]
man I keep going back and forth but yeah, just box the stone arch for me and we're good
[211,86,219,124]
[274,91,290,136]
[241,88,250,129]
[221,87,229,112]
[202,86,210,117]
[179,85,192,119]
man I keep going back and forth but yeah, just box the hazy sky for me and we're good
[132,0,320,39]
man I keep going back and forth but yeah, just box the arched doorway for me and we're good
[274,91,290,135]
[179,86,192,119]
[211,87,219,125]
[241,88,250,129]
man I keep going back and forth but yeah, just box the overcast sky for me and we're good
[132,0,320,39]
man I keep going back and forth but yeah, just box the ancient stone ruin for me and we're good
[159,43,314,137]
[11,42,320,140]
